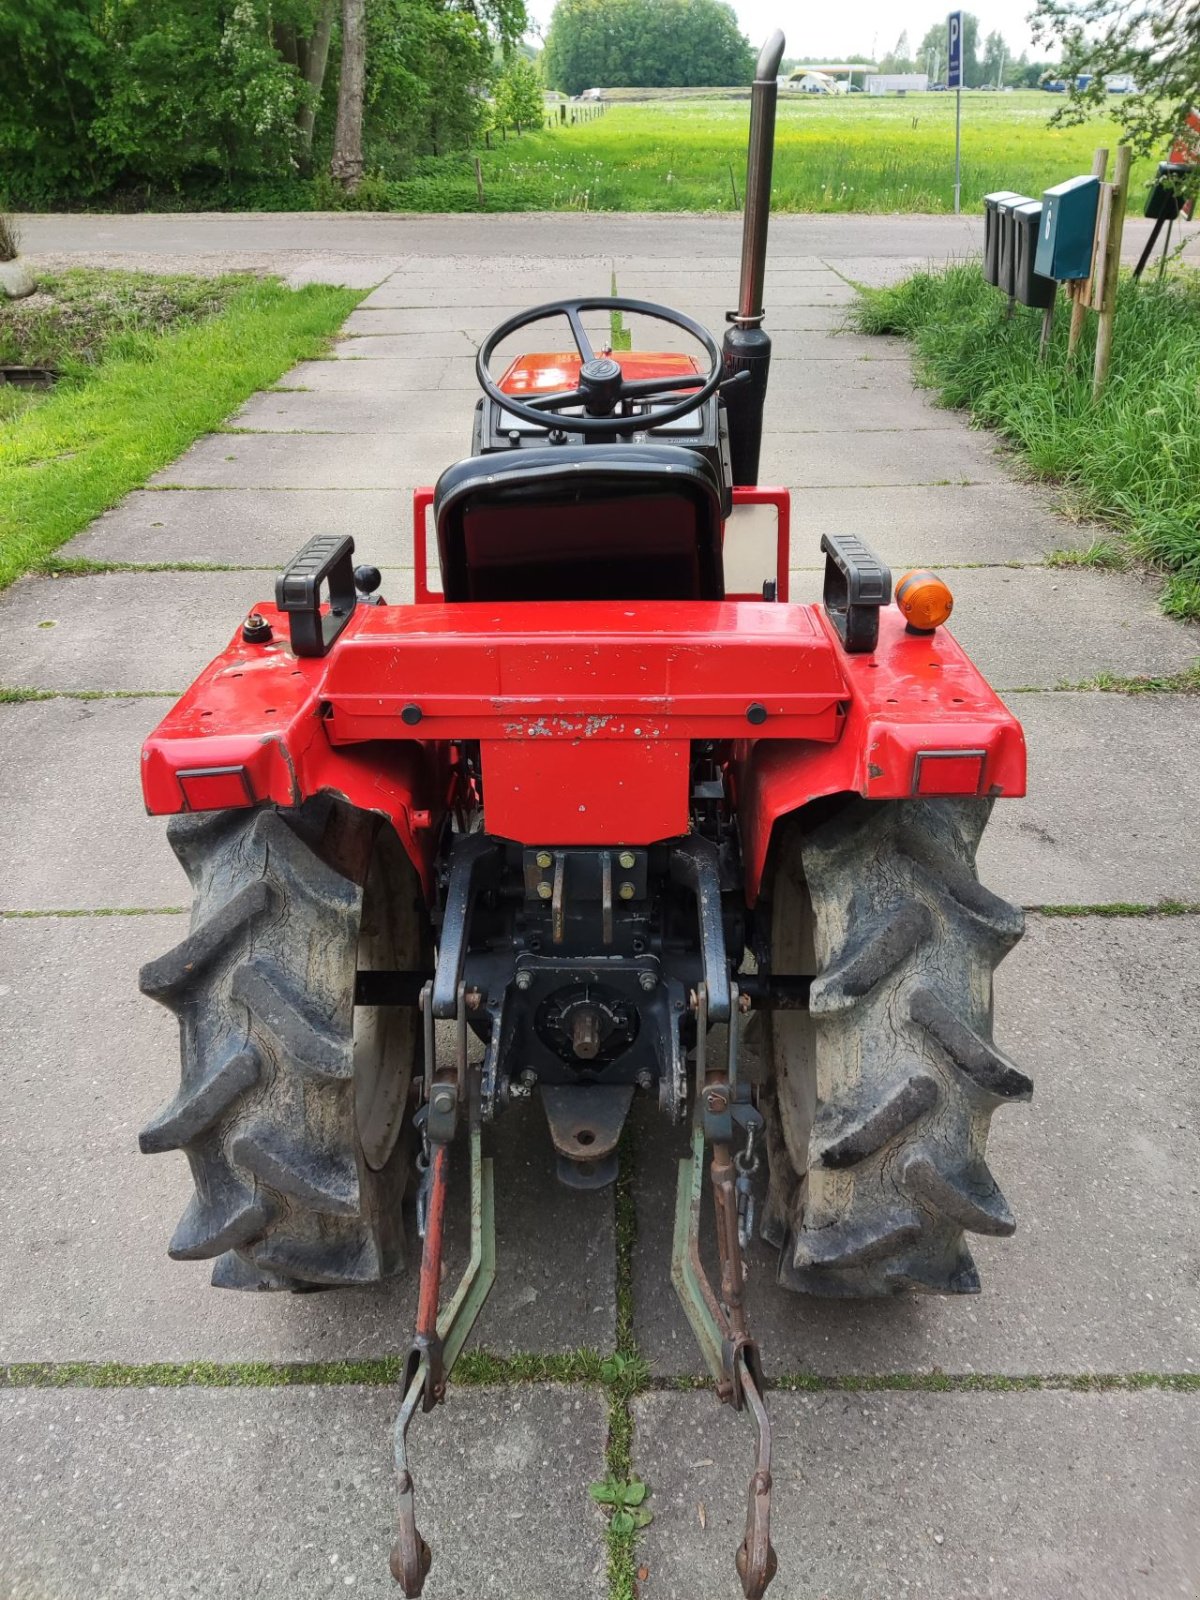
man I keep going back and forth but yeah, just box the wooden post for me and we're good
[473,157,485,208]
[1093,143,1131,400]
[1067,145,1108,360]
[1039,292,1056,362]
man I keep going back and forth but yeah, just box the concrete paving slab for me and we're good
[340,304,849,336]
[824,251,956,288]
[62,488,417,568]
[938,567,1199,690]
[150,431,460,490]
[331,331,480,359]
[0,697,176,911]
[0,916,615,1361]
[784,566,1199,688]
[1,1384,608,1600]
[981,692,1200,907]
[282,254,400,290]
[631,914,1200,1377]
[329,329,912,363]
[230,388,475,437]
[283,357,481,391]
[229,380,941,438]
[776,482,1061,566]
[0,572,269,693]
[358,272,849,310]
[633,1388,1200,1600]
[759,424,1009,487]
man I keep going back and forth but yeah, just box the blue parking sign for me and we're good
[947,10,963,89]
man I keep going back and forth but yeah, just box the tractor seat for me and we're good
[433,445,725,602]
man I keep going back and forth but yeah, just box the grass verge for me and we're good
[853,262,1200,619]
[0,275,362,590]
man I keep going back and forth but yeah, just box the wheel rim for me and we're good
[354,834,424,1172]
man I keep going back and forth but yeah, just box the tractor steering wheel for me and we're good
[475,297,725,439]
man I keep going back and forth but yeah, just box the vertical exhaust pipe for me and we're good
[723,29,785,487]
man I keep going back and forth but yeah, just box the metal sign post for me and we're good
[948,10,963,214]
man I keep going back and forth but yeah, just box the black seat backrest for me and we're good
[433,445,725,602]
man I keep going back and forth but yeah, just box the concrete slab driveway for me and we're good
[2,217,1198,1600]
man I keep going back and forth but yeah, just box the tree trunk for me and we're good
[330,0,366,191]
[297,0,336,155]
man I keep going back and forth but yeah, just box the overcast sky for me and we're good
[524,1,1043,60]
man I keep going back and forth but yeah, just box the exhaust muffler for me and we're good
[723,29,785,486]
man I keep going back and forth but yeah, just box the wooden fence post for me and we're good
[1092,143,1131,400]
[1067,145,1108,360]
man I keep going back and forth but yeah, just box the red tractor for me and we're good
[138,32,1029,1599]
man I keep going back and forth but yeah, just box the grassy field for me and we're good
[0,271,361,588]
[855,264,1200,621]
[385,90,1153,213]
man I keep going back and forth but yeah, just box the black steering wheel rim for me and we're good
[475,296,724,438]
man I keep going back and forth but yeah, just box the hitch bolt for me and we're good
[242,611,272,644]
[738,990,752,1014]
[636,1070,653,1091]
[618,850,636,870]
[515,969,533,991]
[520,1068,538,1087]
[618,881,635,901]
[430,1087,455,1115]
[638,971,657,993]
[537,881,553,900]
[704,1086,729,1114]
[464,986,483,1011]
[535,850,553,869]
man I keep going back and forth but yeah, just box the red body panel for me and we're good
[141,582,1025,900]
[497,349,703,394]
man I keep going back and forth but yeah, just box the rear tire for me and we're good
[761,796,1030,1297]
[139,796,429,1290]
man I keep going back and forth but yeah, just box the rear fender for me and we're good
[139,620,446,895]
[738,607,1026,903]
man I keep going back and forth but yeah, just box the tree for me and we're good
[1032,0,1200,181]
[981,29,1008,87]
[878,31,913,74]
[494,55,544,131]
[543,0,754,97]
[331,0,367,189]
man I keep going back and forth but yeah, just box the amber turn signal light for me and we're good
[895,569,954,633]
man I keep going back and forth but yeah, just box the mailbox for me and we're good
[1034,175,1101,281]
[1011,201,1056,308]
[996,194,1033,296]
[983,190,1025,286]
[1145,161,1195,221]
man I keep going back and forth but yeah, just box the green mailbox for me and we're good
[1034,175,1100,281]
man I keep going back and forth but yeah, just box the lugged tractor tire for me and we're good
[139,796,429,1291]
[760,796,1030,1298]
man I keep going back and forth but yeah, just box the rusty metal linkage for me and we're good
[391,986,496,1596]
[671,982,778,1598]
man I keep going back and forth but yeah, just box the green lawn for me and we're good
[0,272,362,589]
[854,264,1200,621]
[380,90,1153,214]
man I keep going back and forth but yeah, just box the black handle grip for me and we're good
[275,534,357,658]
[821,532,891,654]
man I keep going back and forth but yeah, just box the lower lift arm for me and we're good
[671,980,778,1599]
[391,983,497,1596]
